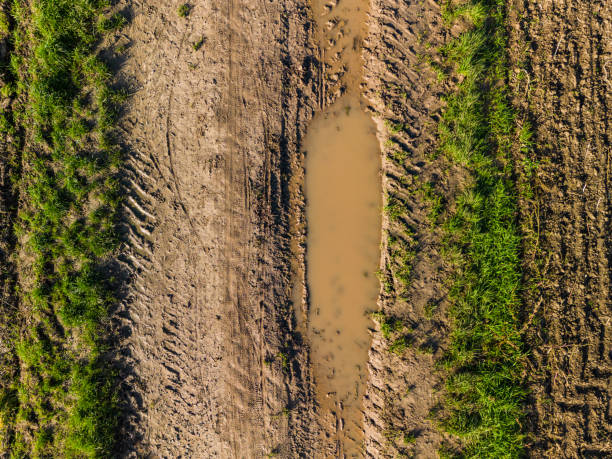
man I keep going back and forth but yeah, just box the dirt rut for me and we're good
[509,0,612,456]
[111,1,318,456]
[361,0,459,457]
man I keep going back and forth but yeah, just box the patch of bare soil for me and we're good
[108,0,319,456]
[361,0,463,457]
[509,0,612,457]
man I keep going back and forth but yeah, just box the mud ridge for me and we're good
[361,0,462,456]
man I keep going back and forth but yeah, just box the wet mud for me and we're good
[305,94,381,456]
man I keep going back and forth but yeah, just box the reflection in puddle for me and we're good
[305,93,381,456]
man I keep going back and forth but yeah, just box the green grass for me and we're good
[192,36,204,51]
[177,3,190,18]
[0,0,124,455]
[371,311,413,356]
[437,0,526,457]
[384,193,405,222]
[371,311,403,340]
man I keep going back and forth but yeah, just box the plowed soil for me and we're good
[509,0,612,457]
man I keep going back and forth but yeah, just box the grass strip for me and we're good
[437,1,526,457]
[0,0,124,455]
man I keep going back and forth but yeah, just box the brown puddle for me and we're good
[304,0,381,454]
[304,96,381,455]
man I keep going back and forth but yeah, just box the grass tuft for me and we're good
[177,3,191,18]
[192,36,204,51]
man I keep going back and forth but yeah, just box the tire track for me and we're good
[509,0,612,456]
[111,0,319,455]
[361,0,453,456]
[221,0,264,455]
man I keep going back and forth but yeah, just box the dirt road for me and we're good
[111,1,318,456]
[100,0,611,456]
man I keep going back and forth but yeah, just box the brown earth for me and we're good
[91,0,612,456]
[1,0,611,456]
[108,0,320,456]
[107,0,481,457]
[108,0,454,455]
[361,0,463,457]
[508,0,612,457]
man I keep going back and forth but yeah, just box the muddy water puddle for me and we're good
[305,95,381,456]
[305,93,381,454]
[303,0,381,454]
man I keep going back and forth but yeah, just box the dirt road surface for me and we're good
[94,0,612,456]
[110,1,319,456]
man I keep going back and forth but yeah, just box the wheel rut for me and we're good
[509,0,612,456]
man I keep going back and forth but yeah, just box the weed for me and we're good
[387,148,409,166]
[384,194,404,222]
[418,344,434,355]
[388,235,416,289]
[424,302,437,319]
[403,433,416,444]
[419,181,445,226]
[277,352,290,373]
[376,268,394,293]
[192,36,205,51]
[271,406,291,420]
[429,59,448,82]
[384,137,398,148]
[389,335,412,355]
[383,428,402,444]
[438,442,458,459]
[98,13,126,32]
[385,119,405,134]
[0,11,8,39]
[178,3,191,18]
[522,156,539,178]
[0,83,13,98]
[371,311,403,340]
